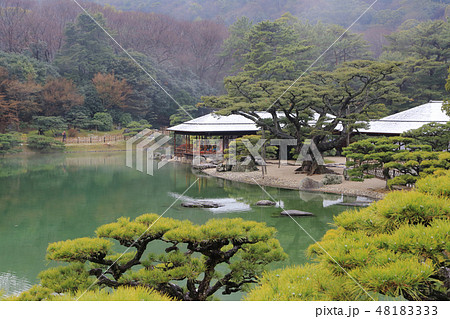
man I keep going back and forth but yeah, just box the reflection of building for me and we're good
[359,101,449,136]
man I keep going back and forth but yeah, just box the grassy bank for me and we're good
[64,141,127,153]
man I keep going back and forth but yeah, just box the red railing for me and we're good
[175,144,218,156]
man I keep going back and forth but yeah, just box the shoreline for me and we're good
[2,149,388,200]
[202,160,387,200]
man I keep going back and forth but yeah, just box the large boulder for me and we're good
[298,177,323,190]
[216,163,232,172]
[231,161,258,172]
[181,201,222,208]
[255,200,276,206]
[280,210,314,217]
[336,201,372,207]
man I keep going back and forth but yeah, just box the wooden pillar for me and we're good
[261,129,265,178]
[173,132,177,157]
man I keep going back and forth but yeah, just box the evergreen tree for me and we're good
[54,13,116,86]
[203,60,403,174]
[12,216,285,301]
[247,173,450,301]
[0,132,21,156]
[381,19,450,111]
[232,18,312,81]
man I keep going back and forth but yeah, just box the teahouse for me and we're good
[167,113,265,157]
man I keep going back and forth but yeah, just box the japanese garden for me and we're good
[0,0,449,303]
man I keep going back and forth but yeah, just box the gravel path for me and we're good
[203,158,387,200]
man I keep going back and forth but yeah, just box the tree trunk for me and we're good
[295,160,334,176]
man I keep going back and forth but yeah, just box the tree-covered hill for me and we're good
[0,0,448,132]
[94,0,450,55]
[94,0,450,26]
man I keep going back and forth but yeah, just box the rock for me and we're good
[281,210,314,217]
[336,201,372,207]
[255,200,276,206]
[211,159,224,165]
[322,174,343,185]
[216,163,232,172]
[231,161,258,172]
[181,201,222,208]
[298,177,323,190]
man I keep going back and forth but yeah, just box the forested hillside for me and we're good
[95,0,450,54]
[94,0,449,25]
[0,0,227,129]
[0,0,448,133]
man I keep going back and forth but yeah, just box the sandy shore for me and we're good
[203,157,387,200]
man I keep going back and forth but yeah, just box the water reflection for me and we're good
[0,272,32,297]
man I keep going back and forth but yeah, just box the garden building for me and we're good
[359,101,449,136]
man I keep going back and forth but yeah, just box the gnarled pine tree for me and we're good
[246,172,450,301]
[21,216,286,301]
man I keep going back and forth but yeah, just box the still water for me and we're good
[0,152,354,299]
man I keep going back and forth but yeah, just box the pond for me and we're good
[0,152,356,300]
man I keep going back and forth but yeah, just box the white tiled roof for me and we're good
[168,102,449,136]
[167,112,272,133]
[167,111,340,134]
[360,101,449,135]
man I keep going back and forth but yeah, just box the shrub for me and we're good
[53,286,172,301]
[0,133,22,155]
[27,135,65,152]
[336,191,449,233]
[387,174,418,189]
[119,113,132,126]
[246,264,353,301]
[416,172,450,197]
[247,173,450,301]
[225,135,277,168]
[5,286,170,301]
[322,174,343,185]
[123,120,152,137]
[67,128,78,138]
[5,285,53,301]
[92,112,113,131]
[402,122,450,151]
[33,116,67,134]
[38,263,94,294]
[344,136,450,188]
